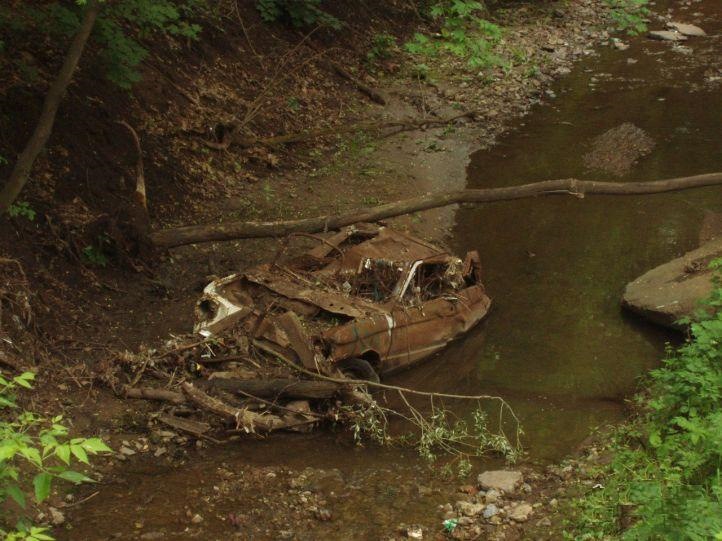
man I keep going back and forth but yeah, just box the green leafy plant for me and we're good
[367,33,397,63]
[605,0,650,35]
[0,372,111,539]
[348,397,520,479]
[567,259,722,539]
[255,0,341,29]
[81,245,108,267]
[7,202,36,221]
[405,1,504,70]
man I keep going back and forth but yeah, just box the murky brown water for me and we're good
[63,3,722,539]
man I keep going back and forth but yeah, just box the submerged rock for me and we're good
[622,238,722,329]
[477,470,523,493]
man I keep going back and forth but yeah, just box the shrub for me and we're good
[405,1,504,70]
[567,259,722,539]
[0,372,111,539]
[605,0,650,36]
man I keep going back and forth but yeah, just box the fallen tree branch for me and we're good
[151,172,722,248]
[124,386,185,404]
[210,377,345,400]
[328,61,386,105]
[181,381,287,433]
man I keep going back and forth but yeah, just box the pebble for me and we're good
[508,502,533,522]
[48,507,65,526]
[483,504,499,519]
[484,489,500,504]
[191,513,203,524]
[456,501,485,516]
[406,525,424,539]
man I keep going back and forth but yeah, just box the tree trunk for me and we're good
[150,172,722,248]
[0,0,101,213]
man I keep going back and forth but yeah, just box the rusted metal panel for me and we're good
[194,225,492,376]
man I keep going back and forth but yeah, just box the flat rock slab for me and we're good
[648,30,688,42]
[667,22,706,37]
[477,470,523,493]
[622,237,722,329]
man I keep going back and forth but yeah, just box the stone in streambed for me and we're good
[667,22,706,37]
[648,30,688,42]
[622,237,722,329]
[508,502,533,522]
[477,470,523,493]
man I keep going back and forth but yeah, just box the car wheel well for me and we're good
[359,350,381,368]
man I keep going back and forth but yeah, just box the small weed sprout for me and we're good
[367,33,397,63]
[8,202,36,221]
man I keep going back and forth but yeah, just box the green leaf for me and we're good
[55,444,71,464]
[82,438,112,454]
[70,444,89,464]
[57,470,93,484]
[6,483,26,508]
[20,446,42,467]
[33,472,52,502]
[0,442,18,460]
[649,431,662,447]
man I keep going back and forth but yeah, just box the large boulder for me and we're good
[622,238,722,329]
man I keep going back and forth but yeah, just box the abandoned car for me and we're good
[195,224,491,381]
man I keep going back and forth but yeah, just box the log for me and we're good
[181,382,286,433]
[150,173,722,248]
[210,378,343,400]
[124,386,186,404]
[157,413,211,436]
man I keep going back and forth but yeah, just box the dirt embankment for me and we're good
[0,0,622,539]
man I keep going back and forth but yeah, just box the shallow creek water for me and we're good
[64,4,722,539]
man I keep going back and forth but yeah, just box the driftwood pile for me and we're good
[114,333,373,441]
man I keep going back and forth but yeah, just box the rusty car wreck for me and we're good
[195,224,491,381]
